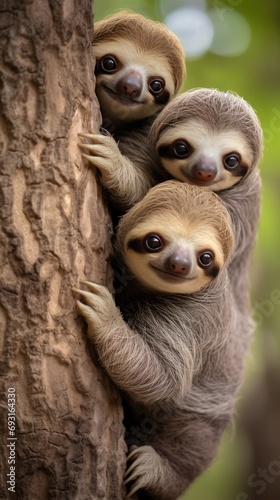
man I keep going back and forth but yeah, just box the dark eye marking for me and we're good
[197,251,219,277]
[158,139,193,159]
[208,266,219,278]
[148,77,169,105]
[154,90,170,105]
[223,152,249,177]
[199,251,213,267]
[173,140,192,158]
[145,234,163,252]
[95,54,120,75]
[224,154,240,169]
[128,234,164,253]
[149,78,165,94]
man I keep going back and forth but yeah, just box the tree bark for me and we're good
[0,1,126,498]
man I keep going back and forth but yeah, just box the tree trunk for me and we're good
[0,1,126,498]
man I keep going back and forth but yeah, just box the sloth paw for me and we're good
[72,281,119,334]
[78,132,122,180]
[124,445,163,498]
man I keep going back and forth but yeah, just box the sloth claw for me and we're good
[124,446,162,497]
[72,282,111,304]
[73,282,116,332]
[78,132,99,140]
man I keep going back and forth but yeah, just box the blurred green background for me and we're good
[93,1,280,499]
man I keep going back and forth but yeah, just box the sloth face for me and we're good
[94,39,175,124]
[156,119,253,191]
[124,212,225,294]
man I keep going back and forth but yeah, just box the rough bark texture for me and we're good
[0,1,126,498]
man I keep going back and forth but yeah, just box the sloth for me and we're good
[73,181,253,499]
[91,12,186,130]
[79,12,186,207]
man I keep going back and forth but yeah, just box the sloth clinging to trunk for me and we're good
[73,181,253,499]
[79,12,186,207]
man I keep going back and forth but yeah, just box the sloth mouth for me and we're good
[150,264,195,282]
[102,85,145,105]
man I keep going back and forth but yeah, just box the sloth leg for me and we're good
[124,445,182,500]
[123,415,229,500]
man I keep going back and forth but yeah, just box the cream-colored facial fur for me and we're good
[94,39,175,124]
[157,120,253,190]
[125,211,224,294]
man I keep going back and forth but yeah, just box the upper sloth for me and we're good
[149,88,263,192]
[92,12,186,127]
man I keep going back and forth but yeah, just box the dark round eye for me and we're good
[199,251,214,267]
[149,78,165,94]
[145,234,163,252]
[173,140,191,158]
[224,154,240,169]
[100,56,117,73]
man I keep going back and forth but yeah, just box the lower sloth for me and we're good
[74,181,254,499]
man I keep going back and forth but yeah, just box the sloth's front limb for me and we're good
[78,133,153,209]
[73,282,190,405]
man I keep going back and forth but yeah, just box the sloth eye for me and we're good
[199,251,214,267]
[173,140,192,158]
[145,234,163,252]
[100,56,118,73]
[224,154,240,169]
[149,78,165,94]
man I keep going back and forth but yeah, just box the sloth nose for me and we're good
[164,252,192,277]
[116,71,142,98]
[191,162,217,182]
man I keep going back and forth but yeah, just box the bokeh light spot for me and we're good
[210,9,251,57]
[164,7,214,59]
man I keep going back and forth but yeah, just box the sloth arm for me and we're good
[73,282,192,405]
[78,132,157,210]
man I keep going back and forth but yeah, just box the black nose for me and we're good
[191,162,217,182]
[115,71,142,98]
[164,252,191,277]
